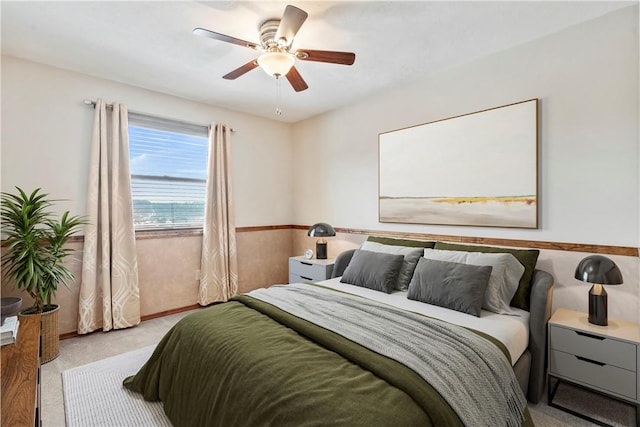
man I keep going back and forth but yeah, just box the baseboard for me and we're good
[59,303,201,340]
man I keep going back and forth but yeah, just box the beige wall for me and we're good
[291,6,640,323]
[2,228,293,335]
[0,56,297,335]
[0,55,294,227]
[237,229,292,293]
[3,227,636,335]
[292,6,639,247]
[293,230,366,261]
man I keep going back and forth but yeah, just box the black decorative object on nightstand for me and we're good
[307,222,336,260]
[575,255,624,326]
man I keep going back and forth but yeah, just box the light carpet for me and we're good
[62,345,171,427]
[62,345,636,427]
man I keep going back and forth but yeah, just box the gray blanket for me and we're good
[249,283,527,427]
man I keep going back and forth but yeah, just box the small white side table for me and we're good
[548,308,640,426]
[288,256,335,283]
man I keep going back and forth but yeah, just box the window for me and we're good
[128,112,209,231]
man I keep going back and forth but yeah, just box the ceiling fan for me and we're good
[193,5,356,92]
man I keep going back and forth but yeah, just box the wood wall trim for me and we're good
[61,225,295,245]
[236,225,295,232]
[56,225,639,257]
[56,224,636,340]
[135,225,294,237]
[293,225,639,257]
[65,228,203,243]
[59,303,201,340]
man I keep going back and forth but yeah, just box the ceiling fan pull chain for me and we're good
[275,77,283,116]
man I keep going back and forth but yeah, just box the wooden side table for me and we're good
[1,313,41,427]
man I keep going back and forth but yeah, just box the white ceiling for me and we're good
[1,1,633,123]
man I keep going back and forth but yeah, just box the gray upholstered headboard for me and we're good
[331,249,356,279]
[330,248,554,403]
[525,269,554,403]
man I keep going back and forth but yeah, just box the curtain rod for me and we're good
[83,99,236,132]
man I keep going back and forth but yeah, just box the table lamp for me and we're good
[307,223,336,260]
[575,255,623,326]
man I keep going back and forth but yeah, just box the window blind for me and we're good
[128,113,209,230]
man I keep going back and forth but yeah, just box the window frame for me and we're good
[127,112,209,232]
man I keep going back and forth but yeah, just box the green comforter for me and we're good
[124,294,533,426]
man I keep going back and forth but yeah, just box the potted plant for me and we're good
[1,187,86,362]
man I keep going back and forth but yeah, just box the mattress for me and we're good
[316,277,530,365]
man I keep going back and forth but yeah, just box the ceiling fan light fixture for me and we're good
[257,51,295,78]
[194,4,354,92]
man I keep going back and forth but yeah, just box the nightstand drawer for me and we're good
[289,259,332,282]
[550,349,636,400]
[289,273,317,283]
[549,325,637,371]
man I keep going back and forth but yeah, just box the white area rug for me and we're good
[62,345,172,427]
[61,343,635,427]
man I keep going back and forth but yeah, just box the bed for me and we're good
[124,238,554,427]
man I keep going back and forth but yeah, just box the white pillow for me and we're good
[422,248,525,315]
[360,241,424,291]
[421,248,467,264]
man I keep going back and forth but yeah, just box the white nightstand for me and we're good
[289,256,335,283]
[548,308,640,425]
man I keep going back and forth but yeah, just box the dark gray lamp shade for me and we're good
[307,223,336,260]
[575,255,623,326]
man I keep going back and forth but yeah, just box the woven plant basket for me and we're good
[20,304,60,364]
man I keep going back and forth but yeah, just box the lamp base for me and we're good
[316,242,327,259]
[588,284,608,326]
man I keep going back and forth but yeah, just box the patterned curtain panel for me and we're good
[199,123,238,305]
[78,99,141,334]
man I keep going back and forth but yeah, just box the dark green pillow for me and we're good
[367,236,436,249]
[433,242,540,311]
[340,250,405,294]
[407,258,493,317]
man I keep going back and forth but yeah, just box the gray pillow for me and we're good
[407,258,493,317]
[423,249,525,315]
[433,241,539,311]
[360,241,424,291]
[340,249,404,294]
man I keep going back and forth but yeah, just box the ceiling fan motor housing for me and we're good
[260,19,284,49]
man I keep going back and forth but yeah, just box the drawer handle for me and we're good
[300,262,313,266]
[575,331,605,341]
[575,355,606,367]
[300,276,313,281]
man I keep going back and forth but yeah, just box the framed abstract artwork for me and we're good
[379,99,538,228]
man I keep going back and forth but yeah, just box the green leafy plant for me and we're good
[1,187,87,313]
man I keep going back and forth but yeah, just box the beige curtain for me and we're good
[199,123,238,305]
[78,99,141,334]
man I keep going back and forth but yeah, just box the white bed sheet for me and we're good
[313,277,529,365]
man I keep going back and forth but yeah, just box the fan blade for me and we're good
[193,28,259,50]
[285,66,308,92]
[223,59,259,80]
[295,49,356,65]
[274,5,308,46]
